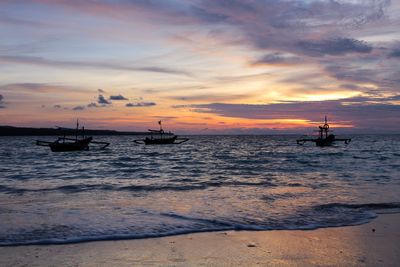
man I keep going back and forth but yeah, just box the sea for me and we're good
[0,135,399,246]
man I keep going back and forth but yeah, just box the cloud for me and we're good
[0,13,51,28]
[388,49,400,58]
[13,1,388,58]
[87,102,98,108]
[98,94,111,105]
[0,94,4,108]
[297,38,373,56]
[72,105,85,111]
[0,82,89,93]
[126,102,156,107]
[252,53,302,66]
[325,64,400,89]
[0,55,193,77]
[0,83,59,93]
[98,88,105,93]
[175,96,400,132]
[190,0,387,53]
[53,104,62,108]
[339,84,362,90]
[109,94,128,100]
[168,93,252,102]
[151,116,178,120]
[87,101,112,108]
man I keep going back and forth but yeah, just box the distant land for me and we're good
[0,125,151,136]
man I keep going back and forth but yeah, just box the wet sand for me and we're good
[1,213,399,266]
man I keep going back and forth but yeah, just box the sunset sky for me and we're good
[0,0,399,133]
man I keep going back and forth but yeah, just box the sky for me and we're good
[0,0,399,134]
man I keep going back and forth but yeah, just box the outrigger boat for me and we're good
[296,116,351,147]
[36,121,110,152]
[134,121,189,145]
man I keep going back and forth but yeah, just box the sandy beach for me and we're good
[0,213,398,266]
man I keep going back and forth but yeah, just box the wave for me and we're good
[0,180,277,194]
[1,202,399,246]
[314,202,400,213]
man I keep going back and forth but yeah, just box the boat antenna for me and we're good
[76,119,79,141]
[323,115,329,138]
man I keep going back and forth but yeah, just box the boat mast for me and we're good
[318,115,329,139]
[158,120,164,139]
[158,120,162,131]
[324,116,329,138]
[76,119,79,141]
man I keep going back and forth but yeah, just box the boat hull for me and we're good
[315,139,334,147]
[315,135,335,147]
[49,137,92,152]
[144,136,177,145]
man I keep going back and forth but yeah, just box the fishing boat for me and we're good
[296,116,351,147]
[134,121,189,145]
[36,121,110,152]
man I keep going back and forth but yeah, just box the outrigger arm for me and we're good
[134,137,189,145]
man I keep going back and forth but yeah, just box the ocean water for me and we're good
[0,135,399,246]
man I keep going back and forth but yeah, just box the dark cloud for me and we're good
[98,94,111,105]
[0,83,54,92]
[126,102,156,107]
[171,104,188,109]
[175,96,400,132]
[0,94,4,108]
[340,84,362,90]
[252,53,302,65]
[190,0,387,53]
[109,94,128,100]
[297,38,372,56]
[98,88,105,93]
[0,83,89,93]
[0,55,193,77]
[325,64,400,89]
[87,102,98,108]
[142,85,209,94]
[53,104,62,108]
[87,101,114,108]
[388,49,400,58]
[168,93,252,102]
[72,105,85,111]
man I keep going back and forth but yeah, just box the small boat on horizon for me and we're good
[36,120,110,152]
[134,121,189,145]
[296,116,351,147]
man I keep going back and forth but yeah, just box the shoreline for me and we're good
[0,213,399,266]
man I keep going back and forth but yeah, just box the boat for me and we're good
[36,121,110,152]
[296,116,351,147]
[134,121,189,145]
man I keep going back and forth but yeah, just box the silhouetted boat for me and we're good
[36,121,110,152]
[296,116,351,147]
[134,121,189,145]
